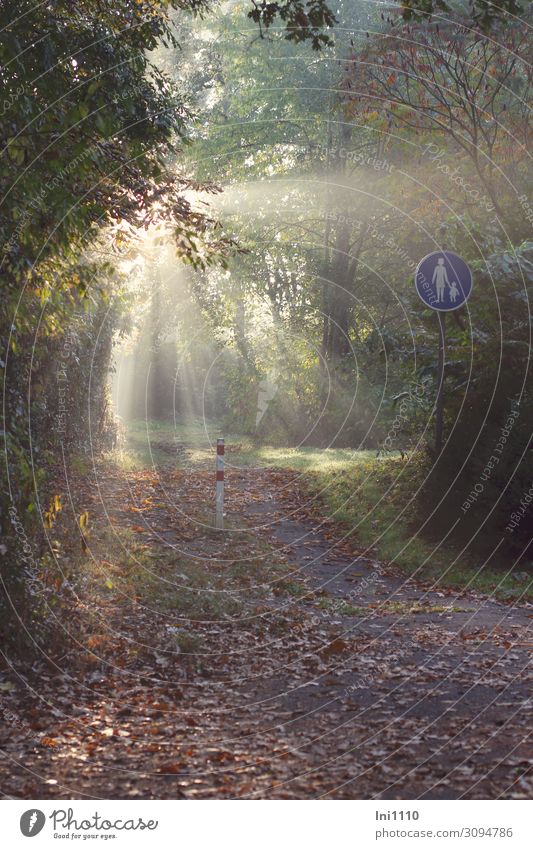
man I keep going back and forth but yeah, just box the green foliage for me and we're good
[1,0,332,653]
[400,0,526,30]
[248,0,337,48]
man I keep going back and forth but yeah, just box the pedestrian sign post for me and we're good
[414,251,473,455]
[415,250,473,312]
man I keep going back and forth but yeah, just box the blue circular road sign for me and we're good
[415,250,473,312]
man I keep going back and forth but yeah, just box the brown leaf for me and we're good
[157,762,185,774]
[320,637,349,657]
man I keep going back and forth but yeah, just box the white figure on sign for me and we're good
[449,281,459,303]
[432,257,450,303]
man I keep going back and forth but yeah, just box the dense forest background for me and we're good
[1,0,532,654]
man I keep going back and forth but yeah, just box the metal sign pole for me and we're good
[435,312,446,456]
[414,250,473,458]
[216,438,224,529]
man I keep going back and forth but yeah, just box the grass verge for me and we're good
[301,457,532,602]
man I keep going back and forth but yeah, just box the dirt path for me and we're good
[0,459,531,799]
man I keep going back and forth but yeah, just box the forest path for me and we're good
[0,455,531,799]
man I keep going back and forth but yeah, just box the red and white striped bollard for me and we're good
[216,438,224,529]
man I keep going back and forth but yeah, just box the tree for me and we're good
[0,0,338,650]
[400,0,525,30]
[341,14,531,235]
[249,0,527,39]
